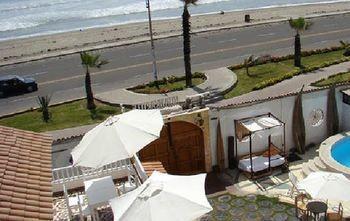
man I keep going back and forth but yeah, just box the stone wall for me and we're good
[210,86,350,168]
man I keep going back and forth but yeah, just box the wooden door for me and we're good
[139,121,205,175]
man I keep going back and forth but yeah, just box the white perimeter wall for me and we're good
[209,86,350,168]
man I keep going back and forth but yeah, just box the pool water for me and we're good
[331,136,350,168]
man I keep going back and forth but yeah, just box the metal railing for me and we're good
[52,159,132,185]
[134,96,179,110]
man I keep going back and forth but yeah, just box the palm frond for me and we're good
[289,17,311,32]
[180,0,198,5]
[37,95,51,122]
[80,51,108,68]
[340,40,349,48]
[96,60,109,68]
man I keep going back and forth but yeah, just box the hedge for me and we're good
[129,72,206,90]
[252,57,350,91]
[229,46,345,71]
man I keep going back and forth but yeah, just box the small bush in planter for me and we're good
[37,95,51,122]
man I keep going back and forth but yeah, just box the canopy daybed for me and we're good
[234,113,287,179]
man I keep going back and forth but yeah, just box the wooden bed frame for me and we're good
[234,113,288,179]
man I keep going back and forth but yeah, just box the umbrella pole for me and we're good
[130,156,144,184]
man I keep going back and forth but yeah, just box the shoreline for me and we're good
[1,0,348,43]
[1,1,350,65]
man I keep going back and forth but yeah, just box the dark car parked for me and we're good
[0,75,38,98]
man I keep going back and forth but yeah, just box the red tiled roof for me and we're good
[0,126,53,221]
[210,83,350,109]
[141,161,167,177]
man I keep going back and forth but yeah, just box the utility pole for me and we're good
[146,0,159,88]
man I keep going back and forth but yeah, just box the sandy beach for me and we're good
[1,1,350,65]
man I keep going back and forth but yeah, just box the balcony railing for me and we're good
[52,159,135,193]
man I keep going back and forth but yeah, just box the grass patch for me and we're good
[225,49,349,98]
[129,72,206,94]
[311,71,350,87]
[0,100,121,132]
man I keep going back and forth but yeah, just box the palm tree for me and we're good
[289,17,311,67]
[244,55,254,77]
[80,51,108,110]
[181,0,198,87]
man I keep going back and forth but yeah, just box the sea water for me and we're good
[0,0,348,41]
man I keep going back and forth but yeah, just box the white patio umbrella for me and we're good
[109,171,212,221]
[297,171,350,201]
[71,109,164,169]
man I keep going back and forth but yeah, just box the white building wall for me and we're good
[209,86,350,168]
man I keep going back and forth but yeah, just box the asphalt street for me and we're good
[1,13,350,116]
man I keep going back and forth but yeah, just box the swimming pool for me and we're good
[331,136,350,168]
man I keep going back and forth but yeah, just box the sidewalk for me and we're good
[96,67,236,106]
[212,61,350,108]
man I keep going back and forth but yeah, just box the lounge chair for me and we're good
[289,172,306,197]
[84,176,117,221]
[63,183,90,221]
[295,193,310,220]
[327,203,343,221]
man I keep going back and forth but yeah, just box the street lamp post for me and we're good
[145,0,159,87]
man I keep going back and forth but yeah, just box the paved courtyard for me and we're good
[202,193,298,221]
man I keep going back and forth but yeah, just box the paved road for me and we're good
[1,13,350,116]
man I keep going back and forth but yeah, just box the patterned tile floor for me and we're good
[201,193,299,221]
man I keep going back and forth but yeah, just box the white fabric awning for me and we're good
[241,116,282,132]
[297,171,350,201]
[71,109,164,168]
[109,171,212,221]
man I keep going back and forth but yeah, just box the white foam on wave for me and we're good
[0,0,83,12]
[0,0,348,37]
[0,0,231,32]
[1,21,42,32]
[80,0,232,18]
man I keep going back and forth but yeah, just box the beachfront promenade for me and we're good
[1,13,350,116]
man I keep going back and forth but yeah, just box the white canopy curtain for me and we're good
[109,171,212,221]
[71,109,164,169]
[234,113,287,179]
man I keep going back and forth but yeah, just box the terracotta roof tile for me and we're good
[210,84,350,109]
[141,161,167,177]
[0,126,53,221]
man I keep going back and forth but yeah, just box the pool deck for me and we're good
[225,145,350,218]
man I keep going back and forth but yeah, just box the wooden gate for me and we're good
[139,121,205,175]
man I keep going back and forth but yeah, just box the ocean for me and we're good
[0,0,348,41]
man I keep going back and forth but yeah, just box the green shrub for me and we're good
[229,46,344,70]
[252,70,300,90]
[311,71,350,87]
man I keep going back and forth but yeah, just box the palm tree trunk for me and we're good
[182,5,192,87]
[85,66,96,110]
[294,33,301,67]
